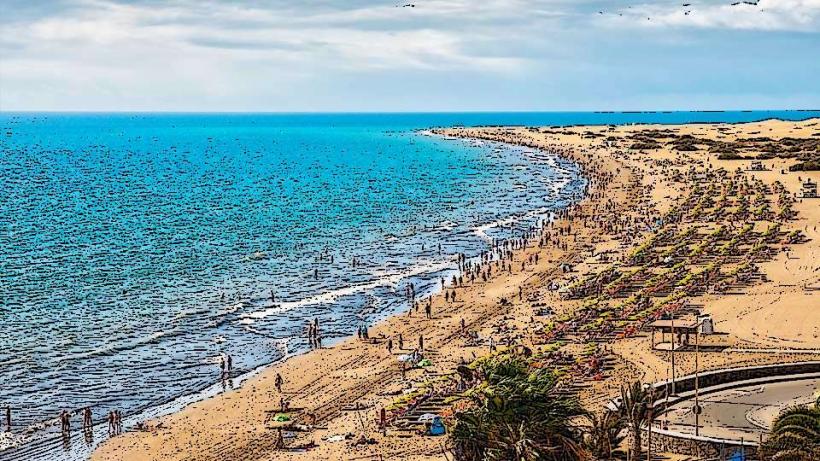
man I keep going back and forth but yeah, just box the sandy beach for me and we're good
[92,118,819,461]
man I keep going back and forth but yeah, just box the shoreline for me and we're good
[88,129,611,460]
[85,117,820,460]
[1,136,587,460]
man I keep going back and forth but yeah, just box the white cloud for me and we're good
[601,0,820,32]
[1,0,550,73]
[1,0,817,110]
[0,0,554,109]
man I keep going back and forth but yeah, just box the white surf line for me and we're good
[240,132,584,321]
[239,259,456,324]
[422,132,583,244]
[472,207,556,243]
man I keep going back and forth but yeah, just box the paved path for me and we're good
[661,378,818,441]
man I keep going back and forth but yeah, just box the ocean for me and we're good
[1,111,818,460]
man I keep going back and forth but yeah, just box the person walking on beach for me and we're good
[60,410,70,433]
[387,338,393,353]
[419,334,424,352]
[308,321,316,348]
[398,334,403,350]
[425,300,432,319]
[226,354,233,378]
[311,322,317,348]
[115,410,122,434]
[310,318,321,348]
[82,407,92,431]
[108,411,115,435]
[275,373,284,393]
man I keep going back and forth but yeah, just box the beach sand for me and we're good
[92,118,819,461]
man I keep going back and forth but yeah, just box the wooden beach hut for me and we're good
[648,318,699,350]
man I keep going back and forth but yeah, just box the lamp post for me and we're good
[694,320,702,437]
[647,388,655,461]
[670,316,676,395]
[664,366,670,430]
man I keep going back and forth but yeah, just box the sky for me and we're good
[0,0,819,112]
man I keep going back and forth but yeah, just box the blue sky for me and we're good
[1,0,818,111]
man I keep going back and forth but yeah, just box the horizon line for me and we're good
[2,109,820,115]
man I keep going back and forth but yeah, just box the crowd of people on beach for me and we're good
[52,406,124,440]
[33,125,813,460]
[61,132,631,453]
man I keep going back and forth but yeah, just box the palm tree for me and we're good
[584,410,626,460]
[450,355,589,461]
[451,410,490,461]
[619,381,650,461]
[760,401,820,461]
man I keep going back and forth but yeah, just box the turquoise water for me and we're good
[0,111,817,459]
